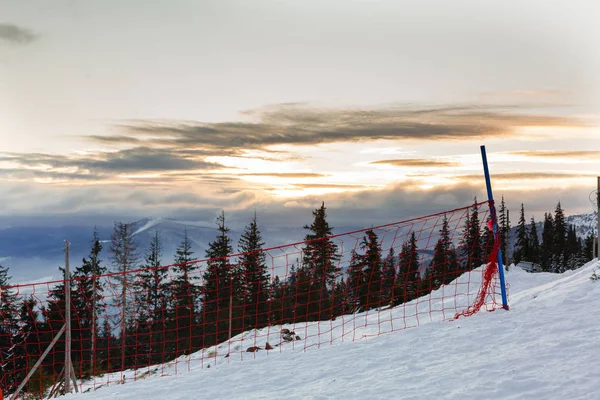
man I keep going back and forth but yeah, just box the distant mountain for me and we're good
[0,217,320,284]
[566,212,598,238]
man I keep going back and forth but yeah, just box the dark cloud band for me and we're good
[370,158,460,168]
[0,24,38,44]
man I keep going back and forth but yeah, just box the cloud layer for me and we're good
[1,102,584,186]
[0,102,596,230]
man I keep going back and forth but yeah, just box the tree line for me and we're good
[2,198,591,396]
[499,200,596,272]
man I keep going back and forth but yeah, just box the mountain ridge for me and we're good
[1,211,597,284]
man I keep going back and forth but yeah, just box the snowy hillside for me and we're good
[67,260,600,400]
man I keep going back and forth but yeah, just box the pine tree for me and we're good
[396,232,421,304]
[552,202,567,272]
[512,203,529,264]
[301,202,341,320]
[109,221,139,369]
[527,216,540,264]
[0,263,19,391]
[238,214,270,331]
[202,212,235,346]
[540,212,555,272]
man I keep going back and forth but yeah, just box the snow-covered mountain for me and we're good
[0,217,314,283]
[566,211,598,238]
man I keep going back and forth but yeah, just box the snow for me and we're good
[64,259,600,400]
[132,217,164,236]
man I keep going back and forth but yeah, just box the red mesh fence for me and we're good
[0,201,506,398]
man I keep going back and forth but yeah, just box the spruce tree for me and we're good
[460,199,483,271]
[238,214,270,331]
[513,203,529,264]
[268,275,283,324]
[279,263,300,324]
[171,228,199,356]
[362,231,383,309]
[331,278,350,317]
[565,225,584,270]
[552,202,567,272]
[427,215,459,290]
[13,296,44,394]
[291,265,312,323]
[583,233,595,261]
[396,232,421,304]
[347,250,364,312]
[136,231,171,364]
[202,212,234,346]
[540,212,555,272]
[481,217,495,261]
[301,202,340,320]
[44,266,72,375]
[347,230,383,311]
[0,264,19,391]
[498,196,509,264]
[380,247,397,306]
[72,229,107,375]
[527,216,540,264]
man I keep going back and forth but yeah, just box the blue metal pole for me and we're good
[480,145,509,310]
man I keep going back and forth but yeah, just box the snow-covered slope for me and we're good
[69,260,600,400]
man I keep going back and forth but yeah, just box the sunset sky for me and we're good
[1,0,599,230]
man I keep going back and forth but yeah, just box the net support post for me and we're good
[64,240,78,394]
[10,324,67,400]
[596,176,599,260]
[480,145,509,310]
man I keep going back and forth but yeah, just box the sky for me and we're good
[1,0,599,230]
